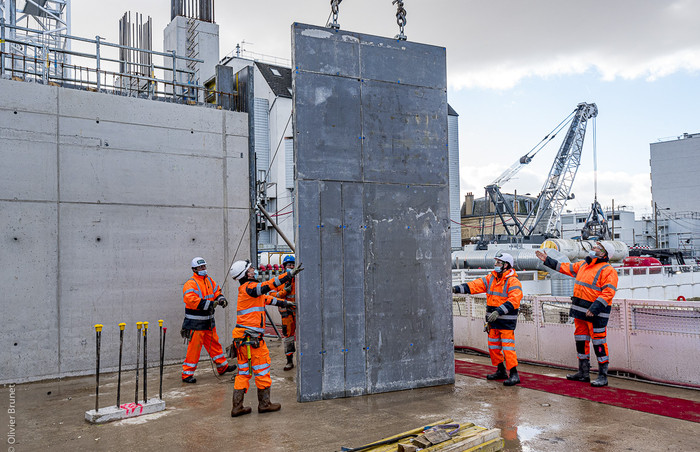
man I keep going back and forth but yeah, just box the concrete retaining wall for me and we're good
[0,78,250,383]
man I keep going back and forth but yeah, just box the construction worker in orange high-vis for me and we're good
[228,259,304,417]
[453,252,523,386]
[180,257,236,383]
[273,255,298,371]
[536,241,618,387]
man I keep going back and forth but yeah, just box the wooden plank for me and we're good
[433,429,502,452]
[466,438,505,452]
[360,418,454,452]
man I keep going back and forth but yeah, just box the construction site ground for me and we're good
[5,341,699,452]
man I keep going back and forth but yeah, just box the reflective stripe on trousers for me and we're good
[181,327,230,379]
[573,318,608,364]
[488,328,518,370]
[234,340,272,391]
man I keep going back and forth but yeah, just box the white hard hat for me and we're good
[191,257,207,268]
[495,252,514,267]
[597,241,616,258]
[230,260,252,280]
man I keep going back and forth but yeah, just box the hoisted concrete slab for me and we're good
[292,23,454,401]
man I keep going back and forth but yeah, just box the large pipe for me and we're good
[453,240,629,269]
[453,247,574,296]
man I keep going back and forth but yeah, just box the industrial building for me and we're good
[642,132,700,260]
[560,207,636,243]
[650,132,700,213]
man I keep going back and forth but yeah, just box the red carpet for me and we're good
[455,360,700,424]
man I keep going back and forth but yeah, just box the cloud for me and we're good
[69,1,700,91]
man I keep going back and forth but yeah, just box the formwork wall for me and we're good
[0,78,250,383]
[292,23,454,401]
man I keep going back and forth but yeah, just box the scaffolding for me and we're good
[0,20,244,111]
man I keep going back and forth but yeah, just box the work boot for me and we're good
[230,389,252,417]
[283,356,294,371]
[566,359,591,382]
[182,376,196,384]
[503,367,520,386]
[591,363,609,387]
[221,363,237,374]
[486,362,508,380]
[257,387,281,413]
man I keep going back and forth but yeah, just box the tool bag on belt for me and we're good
[234,329,263,349]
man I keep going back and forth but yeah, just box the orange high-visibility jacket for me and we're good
[233,272,291,339]
[548,256,618,326]
[458,269,522,330]
[275,278,295,317]
[182,273,221,330]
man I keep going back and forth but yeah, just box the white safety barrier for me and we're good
[453,294,700,387]
[453,265,700,300]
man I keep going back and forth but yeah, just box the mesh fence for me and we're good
[452,296,534,322]
[631,306,700,335]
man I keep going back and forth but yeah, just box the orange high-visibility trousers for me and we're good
[234,340,272,391]
[281,312,296,358]
[487,329,518,370]
[181,327,231,379]
[573,318,609,364]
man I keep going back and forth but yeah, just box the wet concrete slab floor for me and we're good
[4,342,700,452]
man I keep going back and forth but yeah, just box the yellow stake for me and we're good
[95,324,103,332]
[119,322,126,331]
[158,319,164,327]
[143,321,149,335]
[137,322,143,330]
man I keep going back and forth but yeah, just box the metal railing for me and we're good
[0,20,245,111]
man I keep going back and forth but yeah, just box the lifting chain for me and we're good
[328,0,342,30]
[393,0,407,40]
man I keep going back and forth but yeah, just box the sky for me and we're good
[69,0,700,218]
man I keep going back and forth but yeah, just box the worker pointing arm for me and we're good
[452,252,523,386]
[536,242,618,387]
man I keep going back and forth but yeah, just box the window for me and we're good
[577,218,586,223]
[270,68,281,76]
[614,233,620,239]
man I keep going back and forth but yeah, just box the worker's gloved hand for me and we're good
[286,301,297,310]
[180,328,190,339]
[288,263,305,277]
[216,295,228,308]
[487,311,499,323]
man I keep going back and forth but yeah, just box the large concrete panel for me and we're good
[361,81,448,185]
[0,136,57,201]
[59,116,225,158]
[59,145,225,206]
[293,23,453,401]
[292,27,360,78]
[57,203,231,374]
[0,201,59,381]
[294,72,362,182]
[58,87,223,134]
[0,78,58,114]
[0,78,250,384]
